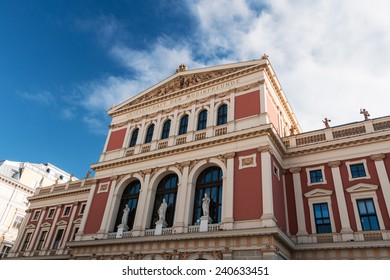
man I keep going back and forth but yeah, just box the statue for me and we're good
[322,118,331,128]
[121,204,129,225]
[360,108,370,120]
[202,193,210,217]
[158,198,168,221]
[289,125,295,135]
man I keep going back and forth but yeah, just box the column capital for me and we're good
[289,167,301,174]
[180,160,191,168]
[258,145,272,154]
[370,153,386,161]
[327,160,341,168]
[224,152,236,160]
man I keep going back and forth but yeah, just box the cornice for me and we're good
[28,188,91,202]
[0,174,35,194]
[92,126,277,172]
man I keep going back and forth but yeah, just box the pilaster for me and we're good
[259,146,276,227]
[290,167,308,237]
[371,154,390,219]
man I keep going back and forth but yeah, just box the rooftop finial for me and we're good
[360,108,370,120]
[323,118,331,128]
[262,53,269,60]
[176,64,187,73]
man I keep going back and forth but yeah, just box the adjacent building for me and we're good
[0,160,76,258]
[8,57,390,260]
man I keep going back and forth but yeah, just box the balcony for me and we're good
[282,115,390,149]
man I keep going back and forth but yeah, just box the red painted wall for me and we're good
[233,149,262,221]
[300,164,341,234]
[284,171,298,235]
[84,178,112,234]
[106,128,127,152]
[266,94,280,133]
[340,156,390,230]
[234,90,260,120]
[271,156,287,232]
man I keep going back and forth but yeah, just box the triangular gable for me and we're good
[40,222,51,228]
[108,60,263,115]
[73,218,82,224]
[56,220,68,226]
[26,224,36,229]
[304,188,333,198]
[346,183,378,193]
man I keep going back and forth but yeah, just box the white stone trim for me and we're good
[347,184,385,231]
[62,204,72,217]
[304,188,336,234]
[346,159,371,181]
[97,182,110,194]
[306,166,327,186]
[238,154,257,170]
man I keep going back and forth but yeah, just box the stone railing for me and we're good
[283,116,390,148]
[141,144,151,153]
[175,136,187,145]
[158,140,168,149]
[215,125,227,136]
[194,131,206,141]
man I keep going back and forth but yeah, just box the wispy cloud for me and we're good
[19,90,55,106]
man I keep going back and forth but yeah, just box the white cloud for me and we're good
[19,90,55,106]
[77,0,390,133]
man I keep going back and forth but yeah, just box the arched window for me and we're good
[192,167,223,225]
[178,115,189,135]
[115,180,141,230]
[144,124,154,143]
[150,174,178,228]
[129,128,139,147]
[161,120,171,139]
[217,104,228,126]
[197,110,207,130]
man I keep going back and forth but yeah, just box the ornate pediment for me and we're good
[26,223,36,229]
[346,183,378,193]
[56,220,68,226]
[304,188,333,198]
[110,61,262,115]
[40,222,51,228]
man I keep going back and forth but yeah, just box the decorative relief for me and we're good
[126,67,245,107]
[236,80,262,93]
[97,182,110,194]
[239,154,257,170]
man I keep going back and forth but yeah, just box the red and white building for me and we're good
[8,57,390,259]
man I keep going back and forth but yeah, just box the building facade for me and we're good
[0,160,76,258]
[8,57,390,259]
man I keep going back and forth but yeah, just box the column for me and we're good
[139,170,153,234]
[42,205,63,251]
[282,171,290,234]
[371,154,390,218]
[259,146,276,227]
[206,97,215,137]
[227,90,235,133]
[131,172,150,236]
[289,167,308,237]
[173,161,190,233]
[26,208,47,253]
[221,153,235,230]
[328,161,353,240]
[97,176,118,237]
[75,180,97,241]
[187,103,196,141]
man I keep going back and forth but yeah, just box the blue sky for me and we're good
[1,0,390,179]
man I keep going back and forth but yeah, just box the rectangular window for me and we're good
[72,227,79,241]
[21,232,32,251]
[309,169,323,183]
[12,215,24,229]
[52,229,64,250]
[63,206,71,217]
[313,203,332,233]
[36,231,47,250]
[0,246,11,259]
[32,210,40,221]
[357,198,380,231]
[350,163,367,178]
[79,203,86,215]
[47,208,55,219]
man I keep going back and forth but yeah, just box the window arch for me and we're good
[129,128,139,147]
[150,174,178,228]
[161,120,171,139]
[115,180,141,230]
[144,124,155,143]
[197,109,207,130]
[217,104,228,125]
[178,114,189,135]
[192,166,223,225]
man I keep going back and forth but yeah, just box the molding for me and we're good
[304,188,333,198]
[370,153,386,161]
[346,183,378,193]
